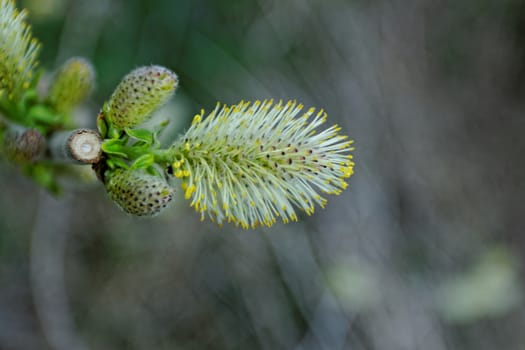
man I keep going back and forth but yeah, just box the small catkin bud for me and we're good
[106,65,178,129]
[46,57,95,114]
[4,128,46,163]
[105,169,175,217]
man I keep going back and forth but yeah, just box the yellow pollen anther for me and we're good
[184,184,196,199]
[192,114,202,125]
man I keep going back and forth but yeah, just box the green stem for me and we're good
[112,146,175,165]
[152,149,175,164]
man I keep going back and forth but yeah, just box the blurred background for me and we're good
[1,0,525,349]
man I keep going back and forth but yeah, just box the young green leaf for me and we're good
[27,105,61,126]
[101,139,128,157]
[130,153,155,170]
[106,157,130,170]
[96,111,108,138]
[125,128,153,145]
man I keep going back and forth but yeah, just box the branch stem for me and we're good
[0,120,103,164]
[48,129,102,164]
[152,149,175,164]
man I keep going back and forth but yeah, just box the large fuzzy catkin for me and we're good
[105,169,175,217]
[106,65,178,129]
[169,100,355,228]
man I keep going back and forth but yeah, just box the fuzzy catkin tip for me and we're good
[105,169,175,217]
[106,65,178,129]
[169,99,355,229]
[0,0,41,100]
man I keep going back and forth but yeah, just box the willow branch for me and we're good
[0,121,102,164]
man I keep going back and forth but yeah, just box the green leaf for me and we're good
[146,166,161,176]
[0,97,21,123]
[130,153,155,170]
[101,139,128,157]
[102,102,111,115]
[102,103,123,138]
[97,112,108,138]
[20,89,38,112]
[27,105,62,125]
[107,157,129,170]
[125,128,153,145]
[108,124,122,139]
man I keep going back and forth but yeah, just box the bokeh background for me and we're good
[1,0,525,349]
